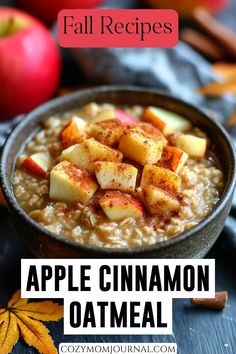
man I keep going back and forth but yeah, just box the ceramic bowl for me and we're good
[1,86,235,258]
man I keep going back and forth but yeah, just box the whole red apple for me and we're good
[15,0,104,26]
[0,7,61,120]
[144,0,229,18]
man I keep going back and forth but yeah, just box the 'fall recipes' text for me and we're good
[63,15,173,41]
[58,9,179,48]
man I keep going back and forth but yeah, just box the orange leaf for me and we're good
[0,312,19,354]
[8,290,27,307]
[16,314,57,354]
[0,290,64,354]
[15,301,64,321]
[0,308,6,316]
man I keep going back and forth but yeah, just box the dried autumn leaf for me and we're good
[0,312,19,354]
[8,290,27,307]
[0,290,63,354]
[16,315,57,354]
[198,81,236,97]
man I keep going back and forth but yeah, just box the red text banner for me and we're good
[58,9,178,48]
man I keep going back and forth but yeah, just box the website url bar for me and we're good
[59,343,177,354]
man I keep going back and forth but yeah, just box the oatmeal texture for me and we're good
[13,103,223,248]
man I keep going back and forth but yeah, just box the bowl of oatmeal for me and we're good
[1,86,235,258]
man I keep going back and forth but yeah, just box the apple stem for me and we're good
[3,17,14,37]
[0,16,27,38]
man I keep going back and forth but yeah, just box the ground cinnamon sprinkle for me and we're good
[13,103,223,248]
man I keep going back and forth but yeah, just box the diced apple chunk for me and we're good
[94,162,138,192]
[131,122,168,145]
[61,139,123,173]
[89,119,125,146]
[157,146,188,173]
[141,165,182,193]
[92,110,115,123]
[49,161,98,204]
[142,107,192,135]
[115,108,137,126]
[61,116,87,149]
[143,185,180,216]
[99,191,143,221]
[92,108,137,126]
[174,134,207,158]
[118,130,163,166]
[22,152,51,177]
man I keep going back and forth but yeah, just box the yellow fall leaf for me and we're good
[16,315,57,354]
[8,289,27,307]
[0,312,19,354]
[0,290,63,354]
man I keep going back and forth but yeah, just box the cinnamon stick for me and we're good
[192,8,236,60]
[191,291,228,310]
[181,29,227,61]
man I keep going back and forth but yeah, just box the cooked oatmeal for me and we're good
[13,103,223,248]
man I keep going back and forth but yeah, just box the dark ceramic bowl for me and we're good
[1,86,236,258]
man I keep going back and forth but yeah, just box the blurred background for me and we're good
[1,0,236,124]
[1,0,236,202]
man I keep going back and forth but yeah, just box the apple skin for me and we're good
[22,157,46,177]
[0,7,61,120]
[16,0,104,25]
[115,109,137,126]
[144,0,229,18]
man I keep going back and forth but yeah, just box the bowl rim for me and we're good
[1,85,236,256]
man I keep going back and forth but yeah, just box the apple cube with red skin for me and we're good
[118,130,163,166]
[90,119,125,146]
[49,161,98,204]
[94,161,138,192]
[141,165,182,193]
[142,107,191,135]
[61,139,123,173]
[157,146,188,173]
[61,116,87,149]
[115,108,137,126]
[143,185,180,216]
[92,108,137,126]
[99,191,143,221]
[21,152,51,177]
